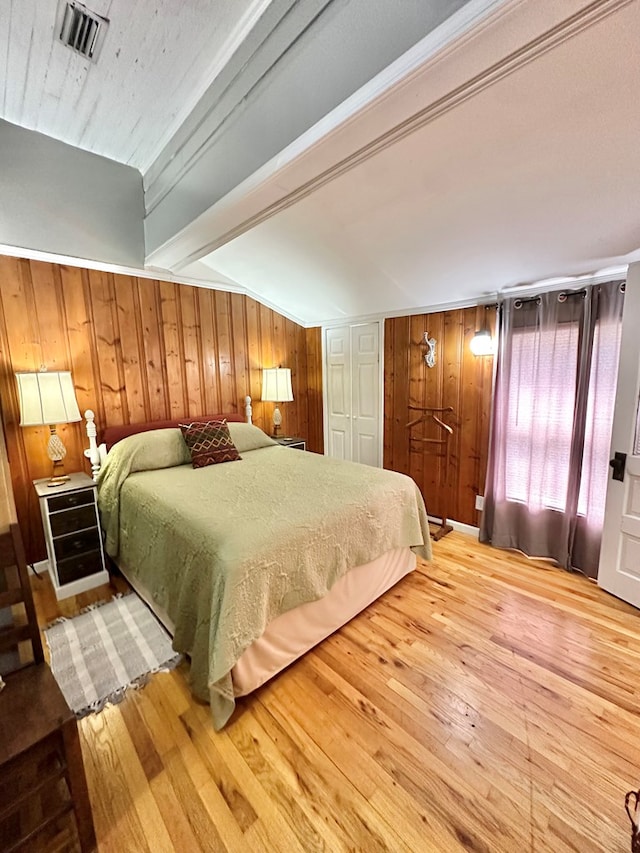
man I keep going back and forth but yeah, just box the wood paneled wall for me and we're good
[384,306,496,527]
[0,255,323,562]
[304,326,324,455]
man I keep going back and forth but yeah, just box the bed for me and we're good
[86,403,431,729]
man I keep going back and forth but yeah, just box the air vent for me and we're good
[58,2,108,61]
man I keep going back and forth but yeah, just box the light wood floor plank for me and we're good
[32,532,640,852]
[100,707,175,853]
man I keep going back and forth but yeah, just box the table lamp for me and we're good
[16,370,82,486]
[261,368,293,436]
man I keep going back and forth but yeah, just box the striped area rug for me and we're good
[44,593,181,716]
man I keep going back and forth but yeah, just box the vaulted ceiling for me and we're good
[1,0,639,325]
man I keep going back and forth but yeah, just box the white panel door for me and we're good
[598,262,640,606]
[351,323,380,467]
[326,326,351,460]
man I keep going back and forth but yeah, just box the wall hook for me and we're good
[422,332,436,368]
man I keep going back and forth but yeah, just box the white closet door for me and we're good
[326,326,351,460]
[351,323,380,467]
[325,322,381,466]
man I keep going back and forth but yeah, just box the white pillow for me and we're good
[227,422,277,453]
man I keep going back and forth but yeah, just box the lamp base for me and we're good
[272,404,282,436]
[47,427,69,485]
[47,475,71,487]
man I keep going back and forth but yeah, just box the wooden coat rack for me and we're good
[406,405,455,540]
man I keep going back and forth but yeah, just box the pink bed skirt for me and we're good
[232,546,416,695]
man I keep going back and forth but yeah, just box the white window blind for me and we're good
[505,324,578,510]
[504,317,620,522]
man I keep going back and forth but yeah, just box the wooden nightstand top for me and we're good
[33,472,95,498]
[273,437,305,449]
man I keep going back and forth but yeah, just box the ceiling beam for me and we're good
[143,0,473,261]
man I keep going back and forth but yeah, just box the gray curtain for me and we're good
[480,280,625,577]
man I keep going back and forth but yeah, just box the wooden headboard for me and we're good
[100,413,245,452]
[84,395,253,479]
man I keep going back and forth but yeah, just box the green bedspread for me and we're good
[97,424,431,729]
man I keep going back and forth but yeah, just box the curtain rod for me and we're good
[513,288,587,308]
[508,281,624,309]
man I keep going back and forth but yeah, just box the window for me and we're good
[504,316,620,524]
[481,281,625,576]
[505,324,578,511]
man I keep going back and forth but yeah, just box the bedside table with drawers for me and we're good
[273,437,306,450]
[34,472,108,601]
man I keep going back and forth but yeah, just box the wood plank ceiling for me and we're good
[0,0,265,170]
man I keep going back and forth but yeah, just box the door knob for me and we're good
[609,451,627,482]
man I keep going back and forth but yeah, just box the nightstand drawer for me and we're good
[57,550,104,586]
[53,528,101,561]
[48,489,95,513]
[50,504,97,537]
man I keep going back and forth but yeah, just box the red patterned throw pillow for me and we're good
[179,420,242,468]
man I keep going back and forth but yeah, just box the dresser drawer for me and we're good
[48,489,95,513]
[50,504,98,537]
[56,550,104,586]
[53,528,101,561]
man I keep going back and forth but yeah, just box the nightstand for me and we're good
[273,437,306,450]
[34,472,108,601]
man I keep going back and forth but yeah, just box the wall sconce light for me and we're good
[15,368,82,485]
[470,329,494,356]
[470,303,498,356]
[261,367,293,436]
[422,332,436,368]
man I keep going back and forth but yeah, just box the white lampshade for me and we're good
[16,371,82,426]
[261,368,294,403]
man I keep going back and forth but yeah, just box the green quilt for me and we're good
[98,423,431,729]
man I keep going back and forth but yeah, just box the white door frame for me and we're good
[597,262,640,605]
[321,318,385,465]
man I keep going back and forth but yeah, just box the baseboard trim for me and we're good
[29,559,49,577]
[429,516,479,538]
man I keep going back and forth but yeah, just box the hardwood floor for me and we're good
[31,533,640,852]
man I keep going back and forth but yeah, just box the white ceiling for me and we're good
[2,0,639,326]
[191,0,640,324]
[0,0,267,171]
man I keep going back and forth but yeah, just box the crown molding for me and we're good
[313,264,631,327]
[147,0,633,274]
[499,265,629,297]
[145,0,514,271]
